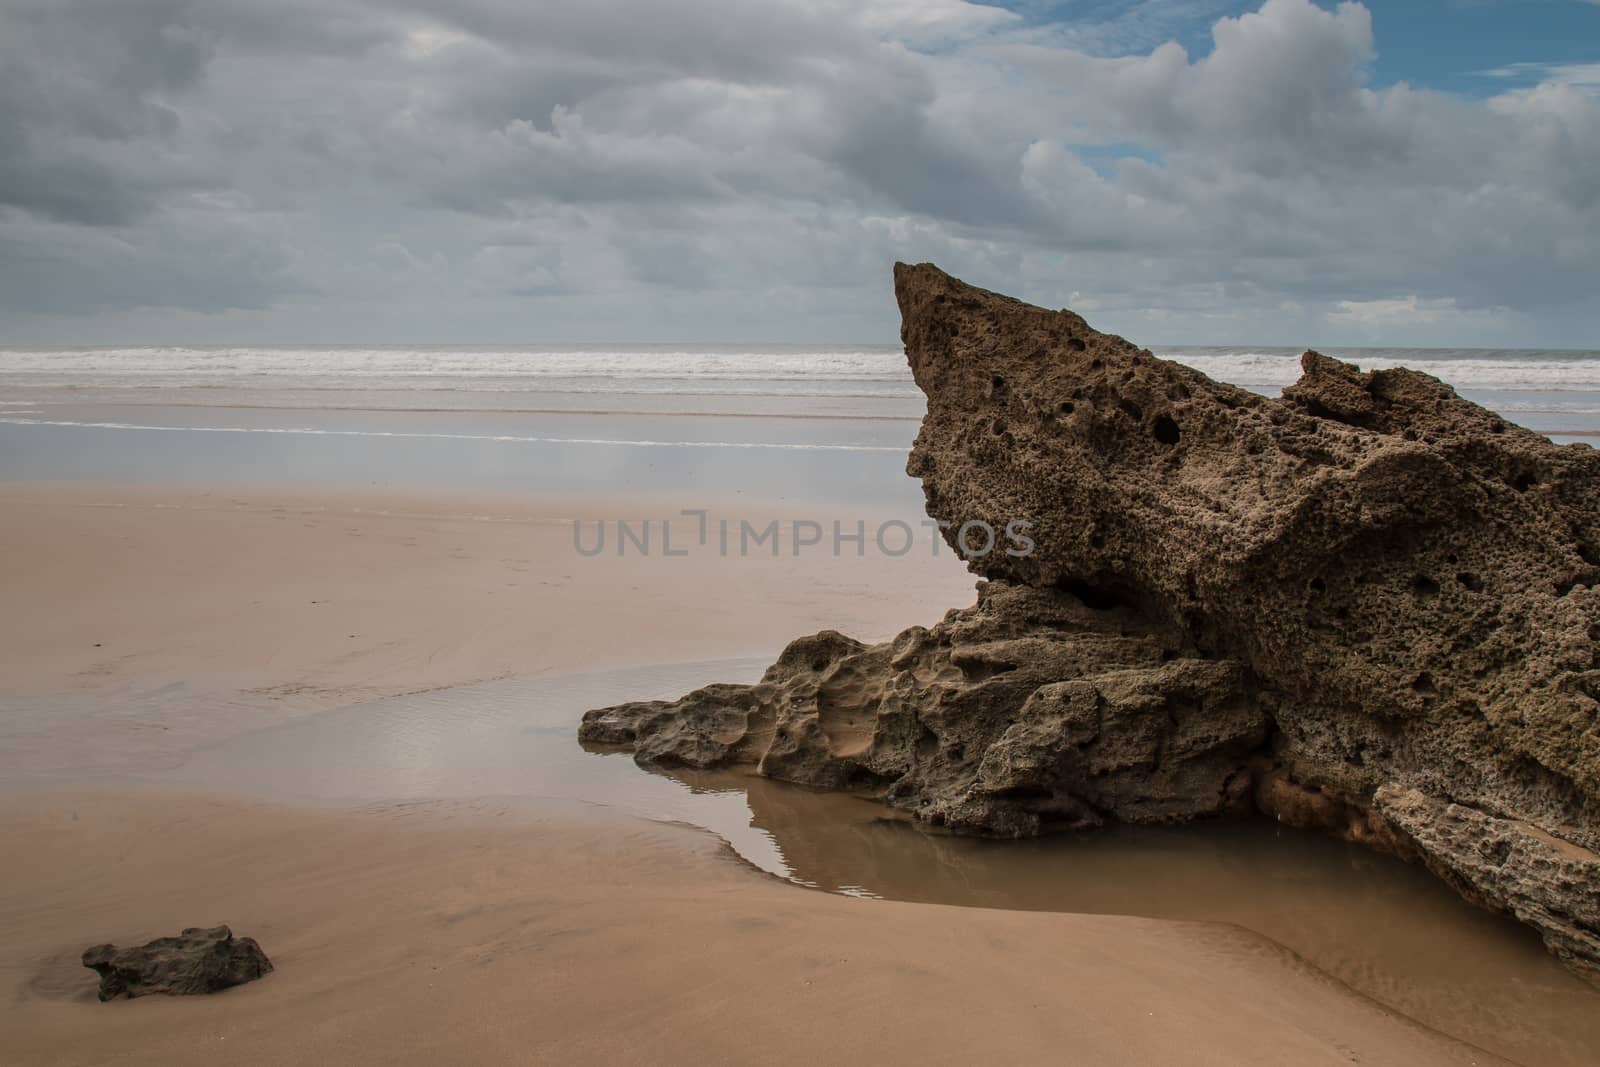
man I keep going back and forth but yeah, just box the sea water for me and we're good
[1,344,1595,495]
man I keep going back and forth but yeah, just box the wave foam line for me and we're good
[0,417,907,453]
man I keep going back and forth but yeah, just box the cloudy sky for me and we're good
[1,0,1597,347]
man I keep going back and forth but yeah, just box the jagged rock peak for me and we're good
[583,263,1600,980]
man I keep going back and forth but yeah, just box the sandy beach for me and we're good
[2,345,1598,1067]
[0,476,1571,1066]
[6,0,1600,1060]
[3,789,1503,1067]
[0,481,967,771]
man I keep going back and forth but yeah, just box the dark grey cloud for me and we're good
[0,211,299,314]
[0,0,208,224]
[0,0,1596,345]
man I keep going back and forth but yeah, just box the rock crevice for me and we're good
[580,264,1600,979]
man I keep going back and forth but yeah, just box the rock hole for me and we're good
[1412,576,1440,599]
[989,375,1009,402]
[1119,399,1144,422]
[1152,415,1181,446]
[1456,572,1484,593]
[955,655,1019,682]
[1479,838,1512,866]
[1166,696,1202,718]
[1056,577,1133,612]
[1309,577,1326,594]
[1411,672,1439,698]
[1579,543,1600,567]
[1090,359,1103,371]
[991,418,1008,436]
[1511,472,1538,493]
[1068,337,1087,352]
[1058,401,1075,416]
[810,658,829,672]
[995,784,1054,800]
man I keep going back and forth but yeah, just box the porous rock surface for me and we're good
[581,263,1600,978]
[82,925,272,1001]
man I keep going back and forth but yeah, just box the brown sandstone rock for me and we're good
[82,925,272,1001]
[579,263,1600,979]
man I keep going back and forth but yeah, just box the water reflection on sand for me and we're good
[166,659,1599,1067]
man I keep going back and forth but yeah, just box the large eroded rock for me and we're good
[580,263,1600,979]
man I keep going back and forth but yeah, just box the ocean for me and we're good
[1,344,1595,497]
[1,343,1598,428]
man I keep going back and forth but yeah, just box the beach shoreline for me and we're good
[0,478,1588,1065]
[7,0,1600,1058]
[1,785,1510,1067]
[0,480,972,775]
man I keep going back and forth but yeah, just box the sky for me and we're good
[0,0,1596,347]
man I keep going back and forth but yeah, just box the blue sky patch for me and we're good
[985,0,1600,96]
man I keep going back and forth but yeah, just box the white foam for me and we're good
[0,345,910,384]
[0,417,907,453]
[3,344,1599,395]
[1155,348,1600,391]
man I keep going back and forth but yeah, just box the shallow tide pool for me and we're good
[156,658,1600,1067]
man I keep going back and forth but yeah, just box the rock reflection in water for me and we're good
[162,658,1598,1067]
[649,763,1600,1067]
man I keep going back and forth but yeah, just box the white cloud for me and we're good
[0,0,1596,346]
[1481,61,1600,96]
[851,0,1020,44]
[1329,295,1458,326]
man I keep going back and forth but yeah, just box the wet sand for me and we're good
[0,480,1587,1064]
[0,403,924,502]
[161,659,1600,1066]
[0,789,1504,1067]
[0,482,967,773]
